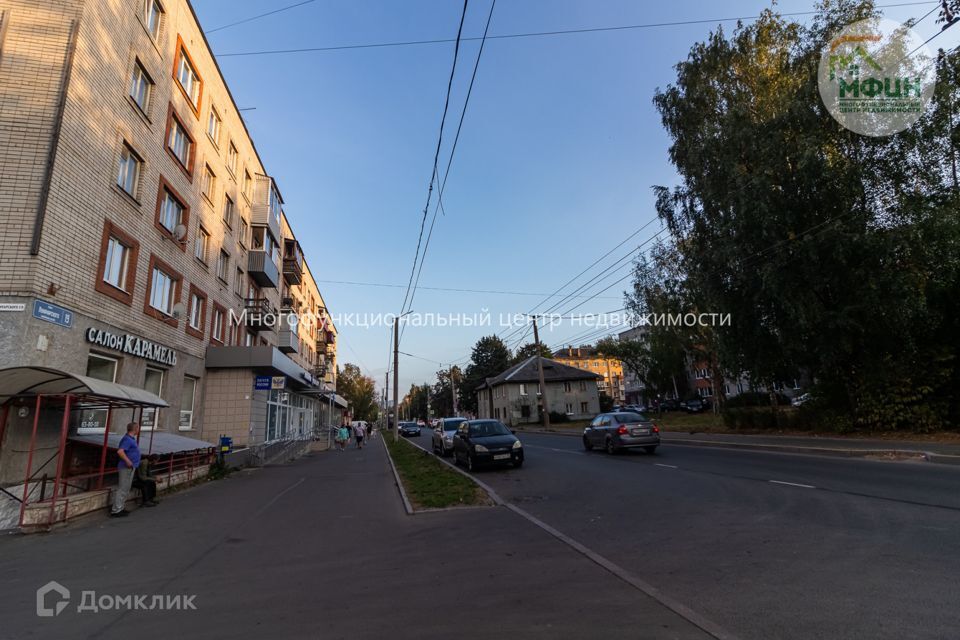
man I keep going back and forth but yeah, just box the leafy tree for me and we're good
[512,342,553,365]
[402,383,430,421]
[431,366,462,417]
[598,392,614,413]
[461,336,511,414]
[651,2,960,430]
[336,364,379,422]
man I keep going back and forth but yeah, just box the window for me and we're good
[238,216,249,247]
[234,267,244,296]
[207,108,221,146]
[144,254,182,326]
[580,401,588,413]
[564,381,572,393]
[86,353,117,383]
[565,403,574,414]
[211,304,225,343]
[268,184,282,224]
[149,267,175,314]
[96,220,139,304]
[520,405,530,418]
[202,165,216,202]
[194,227,210,263]
[116,143,141,196]
[158,188,184,233]
[227,142,238,175]
[167,111,193,169]
[217,249,229,281]
[144,0,163,39]
[243,170,253,200]
[189,292,203,330]
[174,39,202,111]
[579,381,587,391]
[222,194,235,228]
[519,384,528,396]
[179,377,196,430]
[129,61,153,113]
[141,368,164,430]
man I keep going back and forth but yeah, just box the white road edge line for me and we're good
[655,463,678,469]
[769,480,816,489]
[407,436,737,640]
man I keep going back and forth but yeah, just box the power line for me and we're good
[216,2,937,57]
[313,278,620,299]
[205,0,317,35]
[399,0,470,321]
[404,0,498,326]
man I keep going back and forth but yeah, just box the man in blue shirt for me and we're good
[111,422,141,517]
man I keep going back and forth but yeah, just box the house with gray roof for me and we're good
[476,356,601,426]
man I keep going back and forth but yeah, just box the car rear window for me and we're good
[615,412,648,422]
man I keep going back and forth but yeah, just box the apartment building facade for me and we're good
[552,346,625,404]
[0,0,339,458]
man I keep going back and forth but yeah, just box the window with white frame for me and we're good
[217,249,229,281]
[149,265,175,314]
[212,307,225,342]
[129,61,153,113]
[176,48,200,107]
[243,170,253,200]
[222,194,235,228]
[234,267,244,296]
[78,354,119,434]
[227,142,238,175]
[519,384,528,396]
[194,227,210,263]
[207,108,221,146]
[202,165,216,201]
[116,143,141,196]
[141,367,164,429]
[189,292,203,330]
[268,184,282,224]
[563,381,572,393]
[167,117,191,167]
[144,0,163,39]
[103,236,131,291]
[238,216,249,247]
[579,380,587,391]
[159,190,184,233]
[179,377,196,430]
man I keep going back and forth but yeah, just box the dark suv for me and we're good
[583,412,660,454]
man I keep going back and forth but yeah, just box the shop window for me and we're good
[179,377,197,430]
[141,367,164,430]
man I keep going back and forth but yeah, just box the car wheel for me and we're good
[513,459,523,469]
[605,438,616,455]
[583,437,593,451]
[467,455,475,472]
[451,450,458,466]
[644,446,658,455]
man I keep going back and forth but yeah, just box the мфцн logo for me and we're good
[818,17,936,136]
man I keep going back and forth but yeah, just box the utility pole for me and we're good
[384,372,389,429]
[393,317,399,440]
[450,366,458,416]
[532,315,551,429]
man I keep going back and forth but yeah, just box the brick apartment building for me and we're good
[552,345,625,404]
[0,0,344,481]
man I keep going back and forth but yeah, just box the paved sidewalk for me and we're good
[0,438,715,640]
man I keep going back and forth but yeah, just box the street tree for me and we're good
[336,363,379,423]
[461,336,511,414]
[512,342,553,365]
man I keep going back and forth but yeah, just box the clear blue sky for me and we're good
[193,0,948,393]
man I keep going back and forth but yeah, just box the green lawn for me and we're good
[383,434,491,510]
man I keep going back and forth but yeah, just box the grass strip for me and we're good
[383,434,491,509]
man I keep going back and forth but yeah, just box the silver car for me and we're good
[432,417,467,456]
[583,411,660,454]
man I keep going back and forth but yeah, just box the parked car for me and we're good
[685,399,705,413]
[658,398,679,412]
[399,421,421,437]
[583,412,660,454]
[626,404,647,413]
[452,420,524,471]
[791,393,812,407]
[432,417,467,456]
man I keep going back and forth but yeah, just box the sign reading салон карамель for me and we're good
[85,327,177,366]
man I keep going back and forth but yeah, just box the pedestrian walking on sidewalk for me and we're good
[353,421,366,449]
[337,423,350,451]
[111,422,141,517]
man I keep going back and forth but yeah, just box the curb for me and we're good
[380,436,414,515]
[400,437,504,507]
[513,428,960,466]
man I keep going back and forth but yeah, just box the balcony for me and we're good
[282,240,303,286]
[280,296,296,311]
[244,298,276,333]
[278,328,299,354]
[248,250,279,289]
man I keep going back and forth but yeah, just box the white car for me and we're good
[791,393,812,407]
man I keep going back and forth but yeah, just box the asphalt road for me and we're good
[409,428,960,640]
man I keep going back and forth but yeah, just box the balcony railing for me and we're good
[248,250,279,289]
[244,298,276,332]
[283,239,303,285]
[278,328,299,354]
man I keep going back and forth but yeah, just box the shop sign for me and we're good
[33,300,74,327]
[85,328,177,366]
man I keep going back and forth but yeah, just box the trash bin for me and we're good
[219,436,233,454]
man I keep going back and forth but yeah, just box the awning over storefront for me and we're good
[205,346,320,391]
[70,431,215,455]
[0,367,168,407]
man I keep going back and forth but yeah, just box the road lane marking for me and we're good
[503,502,740,640]
[524,444,584,455]
[769,480,816,489]
[655,463,678,469]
